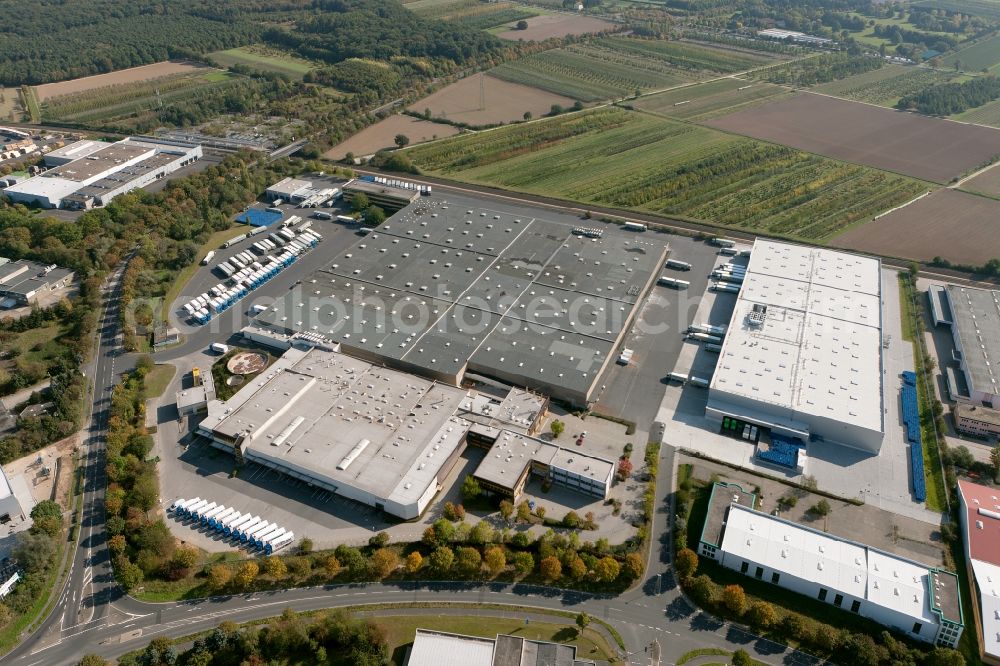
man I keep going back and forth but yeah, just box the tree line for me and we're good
[897,75,1000,114]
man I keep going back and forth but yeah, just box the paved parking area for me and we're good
[658,268,941,525]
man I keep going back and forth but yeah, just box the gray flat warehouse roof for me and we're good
[948,285,1000,397]
[257,193,667,403]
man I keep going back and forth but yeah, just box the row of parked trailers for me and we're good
[184,229,323,325]
[368,175,432,195]
[709,260,745,295]
[667,372,711,388]
[169,498,294,554]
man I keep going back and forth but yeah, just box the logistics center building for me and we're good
[705,239,885,453]
[701,483,963,648]
[956,479,1000,665]
[4,137,201,209]
[197,345,614,519]
[255,194,668,406]
[943,285,1000,409]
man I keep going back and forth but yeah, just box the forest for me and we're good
[897,75,1000,114]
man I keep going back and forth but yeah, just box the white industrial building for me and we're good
[4,137,201,209]
[43,140,107,167]
[957,479,1000,665]
[705,239,885,453]
[701,485,963,647]
[942,285,1000,409]
[196,344,612,519]
[407,629,595,666]
[0,467,24,523]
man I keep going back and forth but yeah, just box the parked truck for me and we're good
[201,250,216,265]
[623,221,647,232]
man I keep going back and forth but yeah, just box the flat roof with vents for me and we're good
[257,193,667,404]
[957,479,1000,661]
[707,239,884,452]
[947,284,1000,402]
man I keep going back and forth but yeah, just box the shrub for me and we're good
[263,556,287,579]
[809,499,831,517]
[484,546,506,575]
[456,547,482,574]
[594,556,620,583]
[540,555,562,581]
[747,601,777,629]
[624,552,643,579]
[369,531,390,548]
[406,551,423,573]
[430,546,454,572]
[370,548,399,579]
[562,511,580,529]
[513,551,534,575]
[461,475,481,501]
[675,548,698,582]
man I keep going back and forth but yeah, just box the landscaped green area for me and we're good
[633,78,791,120]
[209,46,316,79]
[942,33,1000,72]
[813,65,959,107]
[376,614,616,665]
[144,364,176,400]
[490,38,780,102]
[39,70,241,127]
[405,107,927,240]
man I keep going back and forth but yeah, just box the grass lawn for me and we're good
[12,323,64,362]
[144,364,176,399]
[375,614,617,665]
[158,225,248,323]
[942,33,1000,72]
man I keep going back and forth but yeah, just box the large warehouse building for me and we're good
[197,345,614,519]
[256,194,668,406]
[3,137,201,209]
[701,483,963,648]
[957,479,1000,665]
[0,259,74,307]
[705,240,885,453]
[943,285,1000,409]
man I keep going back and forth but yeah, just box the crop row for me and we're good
[406,108,923,240]
[600,37,777,72]
[42,73,223,120]
[816,66,955,106]
[450,7,536,30]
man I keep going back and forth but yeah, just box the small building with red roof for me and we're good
[957,479,1000,665]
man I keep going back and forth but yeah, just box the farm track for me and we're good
[354,166,1000,288]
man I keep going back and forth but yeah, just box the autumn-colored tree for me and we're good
[108,533,126,555]
[234,561,259,589]
[370,548,399,579]
[322,555,341,576]
[569,556,588,580]
[722,583,748,615]
[456,546,482,574]
[430,546,455,572]
[675,548,698,582]
[540,556,562,581]
[263,556,287,579]
[499,500,514,523]
[406,550,423,573]
[617,456,633,481]
[747,601,778,630]
[484,546,506,575]
[516,501,532,523]
[594,556,620,582]
[624,552,643,579]
[208,564,232,591]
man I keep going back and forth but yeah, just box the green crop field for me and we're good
[953,96,1000,126]
[406,0,537,28]
[490,38,780,102]
[915,0,1000,20]
[209,46,315,78]
[941,34,1000,72]
[406,108,925,240]
[633,78,792,120]
[813,65,958,106]
[40,70,239,125]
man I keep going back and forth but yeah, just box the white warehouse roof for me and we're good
[43,139,107,166]
[708,239,884,448]
[408,630,495,666]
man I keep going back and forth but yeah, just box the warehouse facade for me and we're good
[706,239,885,453]
[702,484,963,648]
[0,259,74,307]
[956,479,1000,665]
[4,137,201,209]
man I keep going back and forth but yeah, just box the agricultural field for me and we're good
[490,38,780,102]
[32,61,211,101]
[496,13,616,40]
[833,189,1000,265]
[404,107,926,241]
[915,0,1000,20]
[941,34,1000,72]
[813,65,958,107]
[408,74,574,126]
[952,96,1000,128]
[633,78,792,120]
[405,0,538,30]
[208,46,315,79]
[958,162,1000,196]
[39,69,238,125]
[705,92,1000,184]
[324,114,460,160]
[0,87,20,122]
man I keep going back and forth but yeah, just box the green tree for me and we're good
[513,551,534,575]
[456,546,482,574]
[516,501,531,523]
[461,475,481,501]
[569,556,588,580]
[499,500,514,523]
[550,419,565,439]
[469,521,494,545]
[722,584,748,615]
[923,647,965,666]
[731,649,752,666]
[810,499,832,517]
[394,134,410,148]
[352,192,370,212]
[516,19,529,30]
[562,511,580,528]
[77,657,111,666]
[369,532,390,548]
[365,206,386,226]
[991,443,1000,475]
[116,557,144,592]
[523,111,532,121]
[30,499,61,521]
[298,537,314,554]
[675,548,698,581]
[594,556,620,582]
[430,546,455,572]
[576,612,590,631]
[747,601,778,629]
